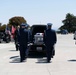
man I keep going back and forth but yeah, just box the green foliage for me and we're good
[0,24,6,31]
[0,16,27,31]
[9,16,27,27]
[59,13,76,33]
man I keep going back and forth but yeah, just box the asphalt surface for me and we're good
[0,34,76,75]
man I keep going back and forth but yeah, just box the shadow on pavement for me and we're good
[29,52,51,63]
[10,58,21,63]
[9,50,16,51]
[9,55,21,63]
[28,52,46,58]
[9,52,47,63]
[68,59,76,62]
[10,56,19,59]
[36,58,48,63]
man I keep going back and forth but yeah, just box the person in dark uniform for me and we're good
[14,25,20,51]
[43,23,57,63]
[18,23,29,62]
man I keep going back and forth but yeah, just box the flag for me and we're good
[11,26,16,34]
[11,26,16,38]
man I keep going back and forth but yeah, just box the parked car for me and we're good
[61,29,68,34]
[0,31,11,43]
[3,32,11,43]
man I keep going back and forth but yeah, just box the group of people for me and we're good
[14,23,57,63]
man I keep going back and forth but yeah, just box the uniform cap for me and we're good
[47,23,52,26]
[21,23,26,26]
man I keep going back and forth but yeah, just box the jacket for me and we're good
[18,28,28,46]
[44,29,57,47]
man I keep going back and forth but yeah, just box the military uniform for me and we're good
[14,29,20,51]
[18,23,29,62]
[44,23,57,62]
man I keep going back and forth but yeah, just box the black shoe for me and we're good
[51,56,53,58]
[20,58,24,62]
[20,60,23,62]
[25,56,27,59]
[47,58,51,63]
[20,59,26,62]
[47,59,50,63]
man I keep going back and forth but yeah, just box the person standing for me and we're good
[18,23,29,62]
[43,23,57,63]
[14,25,20,51]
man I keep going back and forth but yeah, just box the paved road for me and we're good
[0,34,76,75]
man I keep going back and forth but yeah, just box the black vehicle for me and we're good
[29,24,47,52]
[61,29,68,34]
[3,32,11,43]
[0,32,2,43]
[0,31,11,43]
[0,32,4,43]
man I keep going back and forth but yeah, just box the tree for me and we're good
[0,24,6,31]
[59,13,76,33]
[0,16,27,31]
[8,16,27,27]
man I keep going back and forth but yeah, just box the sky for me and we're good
[0,0,76,30]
